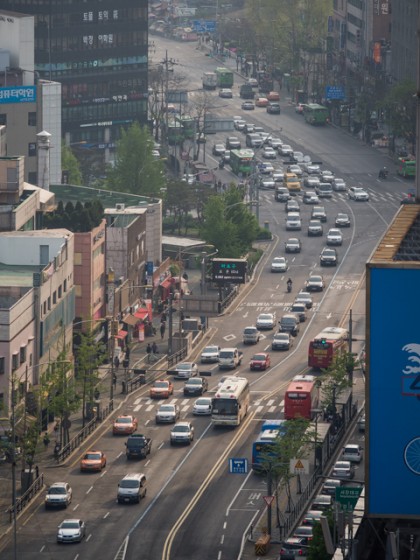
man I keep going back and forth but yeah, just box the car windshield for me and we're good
[84,453,101,460]
[116,417,131,423]
[298,292,310,298]
[259,314,273,320]
[281,318,295,325]
[187,379,201,385]
[61,521,79,529]
[309,276,322,282]
[159,405,174,412]
[195,398,211,406]
[154,382,168,388]
[275,334,288,340]
[203,346,218,352]
[49,487,66,494]
[177,364,192,370]
[252,355,265,361]
[337,214,348,219]
[173,425,189,432]
[244,328,256,334]
[288,239,299,244]
[119,480,139,488]
[323,250,335,256]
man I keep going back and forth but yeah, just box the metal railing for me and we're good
[8,474,44,522]
[167,346,188,368]
[56,400,114,463]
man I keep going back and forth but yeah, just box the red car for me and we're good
[249,353,271,371]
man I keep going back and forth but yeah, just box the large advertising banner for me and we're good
[368,266,420,517]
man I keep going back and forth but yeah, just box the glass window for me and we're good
[28,112,36,126]
[28,143,36,157]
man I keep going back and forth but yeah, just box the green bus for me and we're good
[166,120,183,145]
[304,103,329,125]
[397,157,416,178]
[215,67,234,88]
[230,149,254,176]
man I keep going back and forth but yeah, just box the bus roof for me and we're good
[305,103,327,110]
[230,149,255,158]
[313,326,348,342]
[286,379,317,392]
[215,376,249,399]
[293,374,315,383]
[215,67,232,73]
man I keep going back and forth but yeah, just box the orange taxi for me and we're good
[255,96,269,107]
[150,380,174,399]
[267,91,280,101]
[80,450,106,472]
[112,414,138,435]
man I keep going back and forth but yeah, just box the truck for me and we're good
[202,71,217,90]
[239,84,255,99]
[218,347,244,370]
[125,433,152,459]
[215,67,234,88]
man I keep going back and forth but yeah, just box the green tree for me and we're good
[61,144,83,185]
[106,122,165,196]
[307,511,334,560]
[320,353,354,417]
[200,195,242,257]
[384,80,417,149]
[164,179,194,234]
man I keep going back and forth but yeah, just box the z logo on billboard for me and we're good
[402,344,420,475]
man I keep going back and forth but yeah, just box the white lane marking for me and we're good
[73,503,79,511]
[86,534,92,542]
[104,512,110,519]
[40,546,45,552]
[86,486,93,494]
[133,404,141,412]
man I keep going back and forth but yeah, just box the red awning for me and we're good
[134,309,148,320]
[115,329,128,340]
[160,277,173,289]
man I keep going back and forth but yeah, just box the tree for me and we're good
[106,122,165,197]
[319,353,354,418]
[200,195,242,257]
[164,179,195,234]
[307,511,334,560]
[383,80,417,151]
[61,144,83,185]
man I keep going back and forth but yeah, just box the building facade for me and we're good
[0,0,149,164]
[390,0,417,84]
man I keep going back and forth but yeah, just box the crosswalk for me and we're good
[132,395,285,415]
[261,187,403,206]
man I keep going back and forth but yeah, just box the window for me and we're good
[58,285,62,298]
[75,285,82,297]
[0,114,6,126]
[12,353,19,371]
[28,142,37,157]
[64,279,67,292]
[74,252,82,265]
[43,301,47,314]
[53,291,57,304]
[48,296,51,310]
[0,357,4,374]
[20,346,27,364]
[28,112,36,126]
[28,172,37,184]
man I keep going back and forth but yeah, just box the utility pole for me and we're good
[161,51,178,167]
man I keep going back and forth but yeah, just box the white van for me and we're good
[117,473,147,504]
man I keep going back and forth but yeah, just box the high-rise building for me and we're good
[390,0,417,84]
[0,0,149,165]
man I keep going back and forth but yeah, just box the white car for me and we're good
[304,163,321,175]
[259,162,274,174]
[304,176,320,188]
[279,144,293,156]
[332,460,354,479]
[57,519,86,543]
[200,345,220,363]
[348,186,369,201]
[286,212,302,231]
[326,228,343,246]
[321,170,335,183]
[234,119,246,131]
[268,137,283,149]
[305,275,324,292]
[342,443,363,463]
[256,313,276,329]
[259,176,276,189]
[45,482,72,509]
[173,362,198,379]
[262,147,277,159]
[193,397,213,416]
[155,403,180,424]
[287,164,303,177]
[332,177,347,191]
[303,191,319,204]
[295,291,313,309]
[271,256,289,273]
[219,88,233,98]
[170,421,194,445]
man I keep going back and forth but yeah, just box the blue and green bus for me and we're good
[304,103,329,125]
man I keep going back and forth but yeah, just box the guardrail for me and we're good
[8,474,44,522]
[56,400,114,463]
[167,346,188,368]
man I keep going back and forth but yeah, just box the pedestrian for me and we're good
[160,322,166,339]
[152,342,158,354]
[35,465,39,479]
[146,343,152,362]
[43,432,50,449]
[125,346,130,358]
[161,311,167,322]
[54,441,61,460]
[114,355,120,370]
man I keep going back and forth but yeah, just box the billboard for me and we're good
[367,265,420,517]
[0,86,36,104]
[212,258,247,284]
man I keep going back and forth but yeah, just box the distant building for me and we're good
[390,0,417,83]
[0,1,149,164]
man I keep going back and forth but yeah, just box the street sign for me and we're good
[263,495,275,506]
[290,458,309,475]
[229,458,248,474]
[335,486,363,511]
[212,258,247,284]
[325,85,345,100]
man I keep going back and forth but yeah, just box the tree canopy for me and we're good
[61,144,83,185]
[106,122,165,197]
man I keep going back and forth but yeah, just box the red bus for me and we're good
[284,374,319,420]
[308,327,348,369]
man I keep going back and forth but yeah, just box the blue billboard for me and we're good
[192,20,217,33]
[0,86,36,104]
[368,266,420,517]
[325,85,345,100]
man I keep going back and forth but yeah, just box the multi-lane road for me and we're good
[0,35,411,560]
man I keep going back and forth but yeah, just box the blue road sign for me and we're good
[192,20,217,33]
[229,458,248,474]
[325,85,345,100]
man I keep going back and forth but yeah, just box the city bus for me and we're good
[304,103,329,125]
[308,326,349,369]
[252,419,287,472]
[397,157,416,178]
[284,374,320,420]
[211,377,250,426]
[215,67,234,88]
[230,149,254,176]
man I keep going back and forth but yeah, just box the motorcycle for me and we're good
[287,281,292,293]
[378,168,389,179]
[218,159,225,169]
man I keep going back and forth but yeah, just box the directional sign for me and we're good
[335,486,363,511]
[290,458,309,475]
[325,85,345,100]
[263,495,275,506]
[229,458,248,474]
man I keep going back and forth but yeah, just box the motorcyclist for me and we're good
[287,278,293,291]
[379,166,388,178]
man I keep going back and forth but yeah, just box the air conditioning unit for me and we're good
[116,203,125,211]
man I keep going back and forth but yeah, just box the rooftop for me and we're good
[51,184,159,208]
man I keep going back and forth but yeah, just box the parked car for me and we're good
[285,237,302,253]
[272,332,293,351]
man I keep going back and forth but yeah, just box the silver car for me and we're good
[57,519,86,543]
[173,362,198,379]
[45,482,72,509]
[155,403,180,424]
[193,397,213,416]
[332,460,354,479]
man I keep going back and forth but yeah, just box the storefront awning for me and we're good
[134,309,148,320]
[123,314,139,326]
[115,330,128,340]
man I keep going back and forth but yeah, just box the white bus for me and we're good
[211,377,250,426]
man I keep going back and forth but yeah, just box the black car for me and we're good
[183,377,208,396]
[266,102,281,114]
[279,537,309,560]
[278,314,300,337]
[320,247,338,266]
